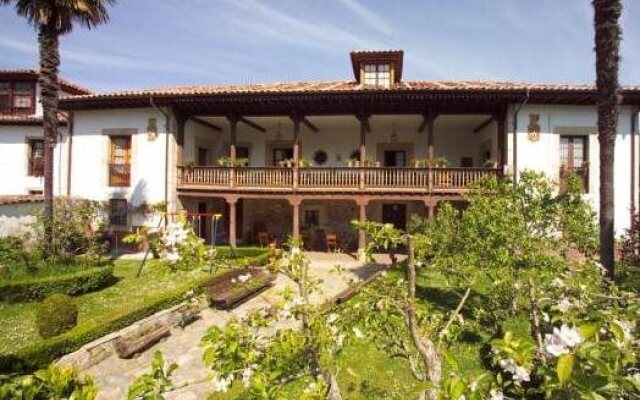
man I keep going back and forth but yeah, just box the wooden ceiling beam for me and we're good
[190,116,222,131]
[472,116,495,133]
[239,117,266,133]
[301,117,319,133]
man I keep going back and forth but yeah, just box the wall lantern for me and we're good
[146,118,158,141]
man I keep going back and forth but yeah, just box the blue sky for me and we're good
[0,0,638,92]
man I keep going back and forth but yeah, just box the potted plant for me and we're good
[347,158,360,167]
[298,158,312,167]
[483,159,498,168]
[363,159,379,167]
[183,158,195,171]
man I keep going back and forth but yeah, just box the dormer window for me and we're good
[0,81,35,114]
[363,63,391,88]
[350,50,404,88]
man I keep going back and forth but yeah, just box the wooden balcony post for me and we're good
[357,113,369,189]
[289,198,301,241]
[496,108,507,170]
[226,196,238,248]
[228,114,239,188]
[291,114,301,190]
[176,112,187,167]
[423,110,436,160]
[356,198,369,260]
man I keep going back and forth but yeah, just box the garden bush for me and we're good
[621,211,640,268]
[0,363,98,400]
[0,264,115,303]
[37,294,79,338]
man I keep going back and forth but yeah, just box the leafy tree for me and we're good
[0,0,115,258]
[593,0,622,278]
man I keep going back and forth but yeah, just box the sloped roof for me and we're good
[0,69,92,95]
[0,195,44,206]
[61,79,640,100]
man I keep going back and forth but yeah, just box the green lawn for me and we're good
[0,247,268,371]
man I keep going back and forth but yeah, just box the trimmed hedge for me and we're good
[0,281,196,373]
[0,266,116,303]
[0,250,270,373]
[37,294,78,338]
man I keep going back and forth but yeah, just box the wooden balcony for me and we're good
[177,166,501,194]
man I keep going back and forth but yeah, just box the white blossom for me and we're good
[326,313,339,324]
[498,358,530,383]
[545,324,583,357]
[165,251,179,263]
[352,327,365,340]
[557,297,576,313]
[238,273,252,283]
[241,365,255,388]
[211,374,232,392]
[489,389,504,400]
[614,320,634,341]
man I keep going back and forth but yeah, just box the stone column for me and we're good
[289,198,301,241]
[496,110,506,170]
[227,197,238,248]
[425,111,436,160]
[356,198,369,261]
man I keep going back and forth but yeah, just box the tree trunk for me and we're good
[38,24,61,259]
[593,0,622,279]
[406,237,441,400]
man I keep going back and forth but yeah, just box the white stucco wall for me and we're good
[506,105,639,234]
[70,108,170,215]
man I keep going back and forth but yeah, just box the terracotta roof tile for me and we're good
[0,195,44,206]
[0,69,92,95]
[59,79,640,104]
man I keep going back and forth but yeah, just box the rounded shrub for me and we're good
[36,294,78,338]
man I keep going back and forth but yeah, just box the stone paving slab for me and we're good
[74,252,399,400]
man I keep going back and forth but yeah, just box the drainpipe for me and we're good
[149,97,170,223]
[512,88,530,184]
[632,107,640,224]
[65,111,73,196]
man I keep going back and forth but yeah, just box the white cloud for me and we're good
[333,0,392,36]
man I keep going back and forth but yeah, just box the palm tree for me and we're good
[593,0,622,278]
[1,0,115,258]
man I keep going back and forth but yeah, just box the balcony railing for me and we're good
[178,166,501,193]
[108,164,131,187]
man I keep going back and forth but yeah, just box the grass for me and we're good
[0,257,111,283]
[0,247,268,362]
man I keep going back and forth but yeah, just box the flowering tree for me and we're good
[200,238,347,399]
[350,172,638,399]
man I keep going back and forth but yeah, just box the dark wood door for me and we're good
[384,150,406,167]
[197,148,208,166]
[197,202,208,241]
[460,157,473,168]
[382,204,407,230]
[273,148,294,166]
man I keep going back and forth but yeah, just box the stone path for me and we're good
[69,252,397,400]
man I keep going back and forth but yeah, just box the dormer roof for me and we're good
[350,50,404,84]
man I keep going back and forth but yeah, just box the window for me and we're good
[28,139,44,177]
[560,135,588,192]
[0,81,35,113]
[304,209,320,227]
[108,136,131,187]
[109,199,128,226]
[237,146,250,161]
[363,63,391,88]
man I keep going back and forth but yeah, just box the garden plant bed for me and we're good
[205,267,276,309]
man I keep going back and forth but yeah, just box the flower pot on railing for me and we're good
[347,159,360,167]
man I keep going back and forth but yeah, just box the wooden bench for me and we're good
[205,267,276,309]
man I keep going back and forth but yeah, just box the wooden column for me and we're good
[356,199,369,257]
[357,114,369,189]
[228,115,239,188]
[291,114,301,190]
[176,113,187,166]
[425,111,436,160]
[227,197,238,248]
[496,109,506,169]
[289,198,301,241]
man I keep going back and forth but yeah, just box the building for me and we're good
[0,69,91,196]
[3,51,640,253]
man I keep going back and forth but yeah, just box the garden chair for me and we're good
[326,234,338,253]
